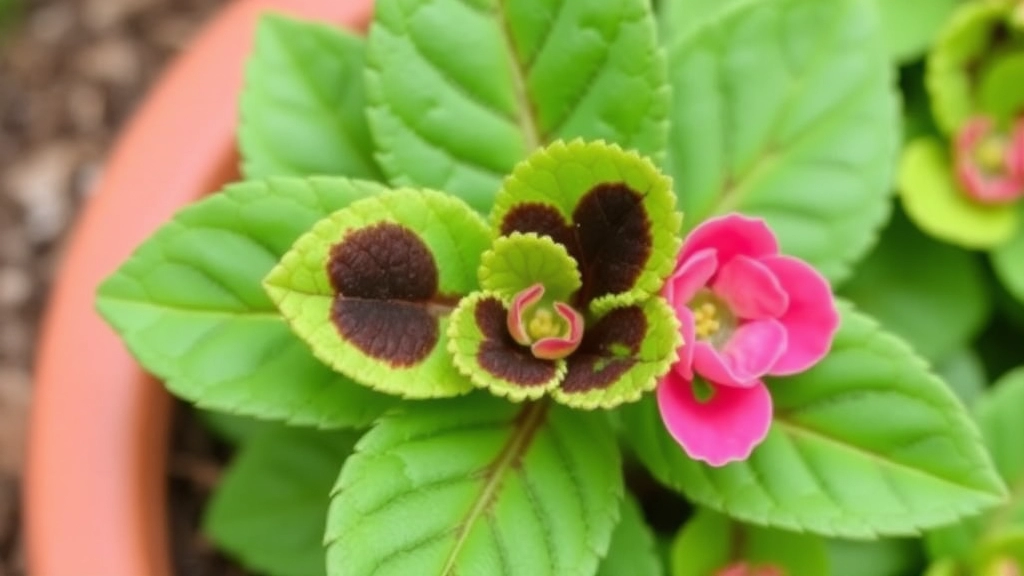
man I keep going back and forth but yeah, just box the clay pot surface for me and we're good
[25,1,374,574]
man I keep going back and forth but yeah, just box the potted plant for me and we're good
[32,0,1024,575]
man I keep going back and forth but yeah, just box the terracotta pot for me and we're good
[24,1,374,574]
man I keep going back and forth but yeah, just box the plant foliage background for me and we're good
[95,0,1024,574]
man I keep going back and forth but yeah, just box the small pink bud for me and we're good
[954,116,1024,204]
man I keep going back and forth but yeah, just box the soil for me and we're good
[0,0,236,574]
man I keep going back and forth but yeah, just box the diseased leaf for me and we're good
[479,233,581,301]
[97,178,397,428]
[205,426,356,576]
[596,495,662,576]
[265,189,490,399]
[926,1,1013,135]
[665,0,898,282]
[365,0,668,212]
[325,396,623,576]
[840,208,991,362]
[241,15,382,180]
[623,303,1006,538]
[670,508,829,576]
[899,138,1018,249]
[551,297,680,410]
[492,139,681,312]
[992,208,1024,306]
[927,367,1024,562]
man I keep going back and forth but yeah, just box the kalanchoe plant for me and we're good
[93,0,1024,574]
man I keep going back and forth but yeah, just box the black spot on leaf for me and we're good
[499,183,652,306]
[326,222,441,367]
[560,305,646,393]
[475,297,558,387]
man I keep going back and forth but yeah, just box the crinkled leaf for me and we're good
[492,139,681,312]
[622,303,1006,538]
[240,15,382,181]
[992,208,1024,306]
[365,0,668,212]
[448,292,566,402]
[840,208,991,362]
[925,1,1013,135]
[928,367,1024,562]
[596,495,662,576]
[899,138,1018,249]
[96,178,397,428]
[552,297,680,410]
[979,53,1024,123]
[204,426,356,576]
[479,233,581,301]
[665,0,898,282]
[325,396,623,576]
[876,0,961,63]
[265,189,489,399]
[670,508,829,576]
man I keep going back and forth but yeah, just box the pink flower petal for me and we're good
[672,306,697,380]
[680,214,779,266]
[531,302,584,360]
[664,248,718,305]
[712,255,789,320]
[692,320,787,386]
[759,255,839,375]
[955,161,1024,204]
[507,283,544,346]
[955,116,1024,204]
[1008,117,1024,179]
[657,371,773,467]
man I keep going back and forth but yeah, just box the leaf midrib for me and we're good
[440,400,550,574]
[777,419,1002,499]
[97,295,280,320]
[496,0,541,151]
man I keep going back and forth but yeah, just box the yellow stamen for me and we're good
[693,301,721,339]
[977,136,1008,173]
[528,309,559,340]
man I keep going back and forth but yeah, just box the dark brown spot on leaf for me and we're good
[328,222,438,300]
[475,297,558,387]
[560,305,647,393]
[326,222,441,367]
[573,183,651,303]
[332,300,437,367]
[499,184,652,306]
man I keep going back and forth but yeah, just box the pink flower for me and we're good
[954,116,1024,204]
[656,215,839,466]
[716,562,785,576]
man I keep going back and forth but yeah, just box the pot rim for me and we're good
[24,1,374,574]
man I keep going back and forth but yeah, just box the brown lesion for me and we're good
[474,296,559,387]
[498,182,653,307]
[560,305,647,393]
[327,222,455,367]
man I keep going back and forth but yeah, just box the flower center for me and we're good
[976,135,1008,174]
[689,290,735,344]
[507,283,584,360]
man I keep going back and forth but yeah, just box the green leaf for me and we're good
[492,139,681,312]
[551,297,680,410]
[827,538,924,576]
[665,0,898,282]
[240,15,382,181]
[365,0,669,212]
[97,178,397,428]
[935,348,988,408]
[875,0,961,63]
[925,1,1015,135]
[656,0,749,38]
[596,495,663,576]
[928,367,1024,562]
[992,207,1024,306]
[622,303,1006,538]
[479,233,581,301]
[670,508,829,576]
[979,53,1024,123]
[839,208,991,362]
[198,409,268,446]
[325,396,623,576]
[205,426,357,576]
[899,138,1018,249]
[265,189,490,399]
